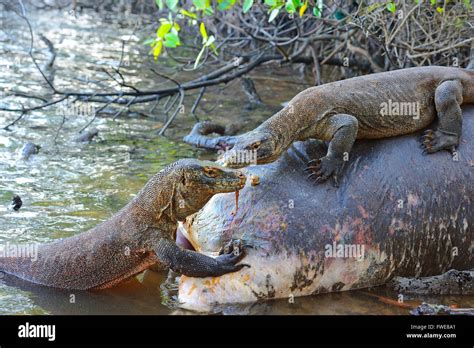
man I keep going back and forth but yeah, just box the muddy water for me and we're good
[0,8,472,314]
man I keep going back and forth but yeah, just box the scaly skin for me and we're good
[0,159,248,290]
[217,67,474,185]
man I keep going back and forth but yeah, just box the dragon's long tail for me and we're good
[183,121,239,151]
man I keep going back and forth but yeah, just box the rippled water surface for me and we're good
[0,7,472,315]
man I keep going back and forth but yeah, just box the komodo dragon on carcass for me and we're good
[211,67,474,185]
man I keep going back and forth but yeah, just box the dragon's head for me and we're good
[219,131,281,168]
[170,159,246,220]
[136,159,246,223]
[179,159,246,194]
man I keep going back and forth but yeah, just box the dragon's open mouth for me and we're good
[175,222,196,251]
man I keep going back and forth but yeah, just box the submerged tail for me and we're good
[0,229,158,290]
[0,237,98,290]
[0,250,37,284]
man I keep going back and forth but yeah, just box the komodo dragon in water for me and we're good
[0,159,248,290]
[212,67,474,185]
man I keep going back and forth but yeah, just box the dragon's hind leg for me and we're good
[420,80,463,154]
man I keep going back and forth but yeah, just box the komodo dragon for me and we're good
[218,66,474,185]
[0,159,248,290]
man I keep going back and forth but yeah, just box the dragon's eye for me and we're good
[250,141,261,150]
[203,167,219,178]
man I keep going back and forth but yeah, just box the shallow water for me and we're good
[0,7,472,315]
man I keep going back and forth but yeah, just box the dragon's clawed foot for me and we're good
[305,156,343,187]
[218,239,251,255]
[420,129,459,154]
[215,239,252,273]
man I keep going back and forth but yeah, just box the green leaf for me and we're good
[316,0,323,15]
[299,1,307,17]
[200,22,208,42]
[386,2,396,13]
[285,0,296,13]
[163,41,176,48]
[210,42,218,55]
[194,0,207,10]
[313,6,321,17]
[243,0,254,13]
[217,0,234,10]
[264,0,277,6]
[269,8,280,21]
[436,6,444,14]
[157,23,172,38]
[164,30,180,48]
[430,0,436,5]
[155,0,164,10]
[217,1,228,10]
[204,6,214,15]
[166,0,178,11]
[180,9,198,19]
[153,41,163,60]
[463,0,472,10]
